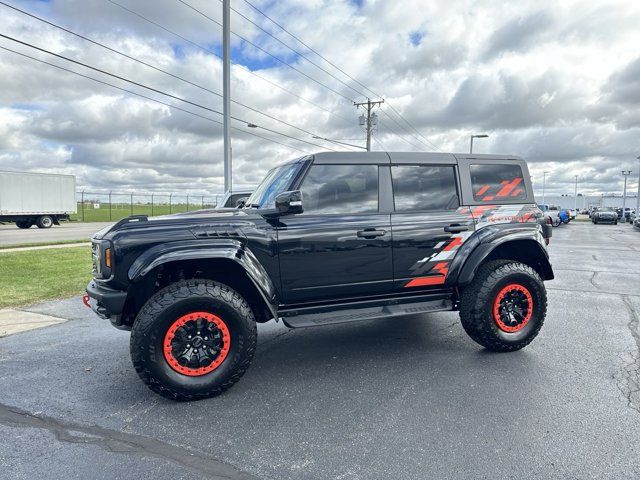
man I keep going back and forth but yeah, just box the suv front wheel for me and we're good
[130,279,257,400]
[459,260,547,352]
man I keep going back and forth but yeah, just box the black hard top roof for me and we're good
[311,151,523,164]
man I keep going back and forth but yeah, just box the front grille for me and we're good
[91,242,101,277]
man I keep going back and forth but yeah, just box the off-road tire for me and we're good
[36,215,53,229]
[16,220,32,229]
[459,260,547,352]
[130,279,257,401]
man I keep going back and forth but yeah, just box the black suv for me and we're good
[86,152,553,400]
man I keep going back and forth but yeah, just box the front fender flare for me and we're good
[128,239,279,319]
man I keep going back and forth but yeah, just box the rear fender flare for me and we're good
[454,229,553,286]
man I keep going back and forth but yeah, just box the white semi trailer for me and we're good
[0,171,76,228]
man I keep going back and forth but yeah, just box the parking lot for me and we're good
[1,220,639,479]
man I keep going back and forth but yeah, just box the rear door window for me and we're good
[470,164,526,202]
[391,165,459,211]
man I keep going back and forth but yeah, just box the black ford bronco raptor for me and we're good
[86,152,553,400]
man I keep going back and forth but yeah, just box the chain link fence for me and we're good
[73,191,224,222]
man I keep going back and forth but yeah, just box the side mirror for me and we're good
[235,197,249,208]
[275,190,303,215]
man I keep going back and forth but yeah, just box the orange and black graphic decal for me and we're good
[404,230,473,288]
[474,177,524,202]
[403,204,542,288]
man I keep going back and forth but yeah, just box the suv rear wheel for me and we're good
[459,260,547,352]
[130,279,257,401]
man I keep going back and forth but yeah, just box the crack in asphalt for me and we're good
[614,296,640,415]
[589,271,599,290]
[0,402,259,479]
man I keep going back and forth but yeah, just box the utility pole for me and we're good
[354,98,384,152]
[542,171,549,205]
[622,170,631,222]
[222,0,232,193]
[574,175,578,211]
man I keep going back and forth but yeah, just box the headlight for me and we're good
[92,240,113,279]
[92,242,101,277]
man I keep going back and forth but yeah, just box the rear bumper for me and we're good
[86,281,129,330]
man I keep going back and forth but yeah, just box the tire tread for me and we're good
[130,279,257,401]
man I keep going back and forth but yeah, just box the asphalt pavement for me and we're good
[0,220,639,479]
[0,222,112,246]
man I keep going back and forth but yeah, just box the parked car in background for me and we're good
[592,206,618,224]
[623,208,634,222]
[569,209,577,220]
[538,203,561,227]
[559,208,570,224]
[633,215,640,231]
[216,189,253,209]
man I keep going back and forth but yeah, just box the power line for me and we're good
[223,0,365,99]
[0,45,308,153]
[0,33,336,151]
[377,110,425,151]
[239,0,379,99]
[0,1,346,145]
[174,0,354,103]
[103,0,353,128]
[236,0,441,151]
[378,108,429,150]
[384,102,440,151]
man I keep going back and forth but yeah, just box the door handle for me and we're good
[444,224,469,233]
[357,229,386,238]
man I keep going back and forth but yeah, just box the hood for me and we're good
[92,208,263,240]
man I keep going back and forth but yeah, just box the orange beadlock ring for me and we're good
[163,312,231,376]
[492,284,533,333]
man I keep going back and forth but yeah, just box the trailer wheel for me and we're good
[16,220,33,229]
[36,215,53,229]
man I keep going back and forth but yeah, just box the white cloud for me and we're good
[0,0,639,196]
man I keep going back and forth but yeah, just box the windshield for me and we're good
[600,207,615,212]
[244,162,302,208]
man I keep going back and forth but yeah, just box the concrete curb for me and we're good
[0,242,90,253]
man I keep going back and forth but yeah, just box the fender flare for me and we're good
[454,230,554,286]
[127,239,279,319]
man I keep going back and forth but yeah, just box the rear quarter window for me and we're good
[470,164,526,202]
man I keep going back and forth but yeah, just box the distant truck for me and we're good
[0,171,76,229]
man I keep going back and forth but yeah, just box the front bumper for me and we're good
[596,216,616,223]
[86,281,128,329]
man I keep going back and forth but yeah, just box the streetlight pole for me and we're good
[622,170,631,222]
[470,134,489,154]
[222,0,232,193]
[542,171,549,205]
[574,175,578,211]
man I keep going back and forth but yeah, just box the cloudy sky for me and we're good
[0,0,639,197]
